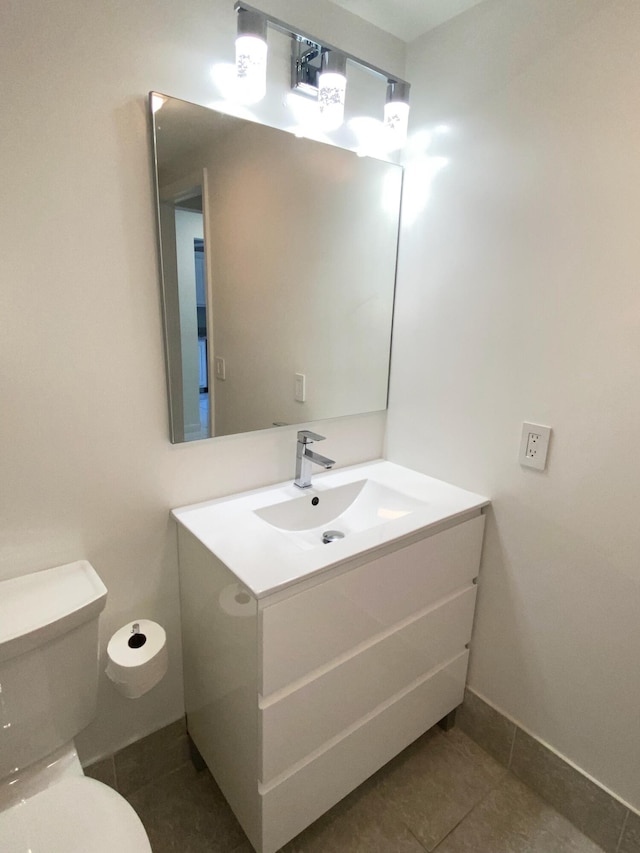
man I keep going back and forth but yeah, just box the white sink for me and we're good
[171,460,489,598]
[254,479,426,550]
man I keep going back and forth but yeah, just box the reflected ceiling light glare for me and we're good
[404,129,433,159]
[210,64,258,116]
[208,99,256,121]
[151,94,167,114]
[286,91,319,125]
[381,169,402,216]
[285,92,330,142]
[384,81,411,151]
[211,62,241,100]
[402,156,449,225]
[285,125,331,144]
[318,50,347,131]
[349,116,389,159]
[235,8,268,104]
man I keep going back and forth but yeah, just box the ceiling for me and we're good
[328,0,486,42]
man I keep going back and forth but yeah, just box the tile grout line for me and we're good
[123,759,194,801]
[440,723,512,781]
[424,726,511,849]
[437,724,486,766]
[464,690,633,852]
[507,762,621,853]
[403,822,430,852]
[380,727,503,853]
[429,772,508,851]
[615,809,629,853]
[507,721,516,769]
[111,754,119,793]
[446,722,611,853]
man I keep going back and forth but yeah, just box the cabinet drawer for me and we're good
[260,585,476,782]
[261,514,484,695]
[259,651,469,853]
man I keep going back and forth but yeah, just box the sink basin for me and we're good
[171,460,489,598]
[254,479,426,550]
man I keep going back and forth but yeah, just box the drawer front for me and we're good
[259,651,469,853]
[260,585,476,782]
[261,514,484,695]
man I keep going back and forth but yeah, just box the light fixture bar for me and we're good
[233,1,409,91]
[291,38,323,97]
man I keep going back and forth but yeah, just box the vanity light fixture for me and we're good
[233,2,411,146]
[235,7,268,104]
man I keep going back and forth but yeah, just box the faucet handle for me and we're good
[297,430,325,444]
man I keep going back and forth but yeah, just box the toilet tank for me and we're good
[0,561,107,781]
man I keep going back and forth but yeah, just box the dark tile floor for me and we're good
[125,725,605,853]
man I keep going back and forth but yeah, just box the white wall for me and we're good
[387,0,640,811]
[0,0,404,764]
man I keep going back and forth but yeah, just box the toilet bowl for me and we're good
[0,561,153,852]
[0,749,152,853]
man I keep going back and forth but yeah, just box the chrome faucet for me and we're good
[294,430,335,488]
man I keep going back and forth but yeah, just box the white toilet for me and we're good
[0,560,153,852]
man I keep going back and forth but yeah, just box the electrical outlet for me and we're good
[526,431,543,457]
[519,422,551,470]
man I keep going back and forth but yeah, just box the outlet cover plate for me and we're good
[215,356,226,380]
[519,422,551,470]
[294,372,306,402]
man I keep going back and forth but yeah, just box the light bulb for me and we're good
[384,81,411,151]
[384,100,410,149]
[235,35,267,104]
[318,51,347,131]
[235,9,268,105]
[318,72,346,130]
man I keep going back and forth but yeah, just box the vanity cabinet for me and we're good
[177,510,485,853]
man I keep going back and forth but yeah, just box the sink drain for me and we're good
[322,529,345,544]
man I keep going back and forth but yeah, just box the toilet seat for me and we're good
[0,776,152,853]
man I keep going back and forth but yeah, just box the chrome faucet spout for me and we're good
[294,430,335,488]
[304,449,334,469]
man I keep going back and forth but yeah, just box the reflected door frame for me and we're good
[159,168,214,440]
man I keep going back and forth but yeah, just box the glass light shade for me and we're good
[384,100,410,150]
[318,71,346,131]
[235,34,267,104]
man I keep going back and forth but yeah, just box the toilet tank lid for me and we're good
[0,560,107,664]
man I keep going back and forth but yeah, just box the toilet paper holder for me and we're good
[128,622,147,649]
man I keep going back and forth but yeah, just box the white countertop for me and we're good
[171,460,490,598]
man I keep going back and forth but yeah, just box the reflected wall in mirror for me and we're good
[151,93,403,442]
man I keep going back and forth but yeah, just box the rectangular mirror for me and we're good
[150,93,403,441]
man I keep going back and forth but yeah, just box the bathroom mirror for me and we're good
[150,93,403,442]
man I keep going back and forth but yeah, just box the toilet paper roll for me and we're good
[106,619,168,699]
